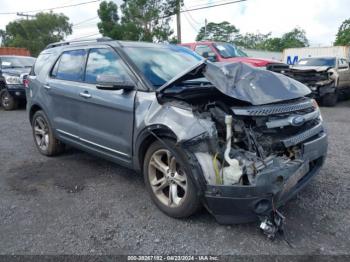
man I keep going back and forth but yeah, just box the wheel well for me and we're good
[29,104,42,124]
[138,127,177,172]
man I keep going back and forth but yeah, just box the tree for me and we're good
[1,12,72,56]
[280,27,309,49]
[335,19,350,46]
[97,1,123,40]
[97,0,182,42]
[196,21,239,42]
[235,32,271,49]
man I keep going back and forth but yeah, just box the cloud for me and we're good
[0,0,349,46]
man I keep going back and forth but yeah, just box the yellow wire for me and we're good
[213,153,222,185]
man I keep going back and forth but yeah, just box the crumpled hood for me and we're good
[203,62,310,105]
[290,66,331,72]
[159,62,310,106]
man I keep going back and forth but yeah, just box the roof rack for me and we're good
[45,37,114,49]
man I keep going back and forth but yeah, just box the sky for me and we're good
[0,0,349,47]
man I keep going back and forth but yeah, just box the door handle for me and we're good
[43,84,51,90]
[79,92,92,99]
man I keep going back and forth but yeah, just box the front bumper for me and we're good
[308,82,336,99]
[203,132,328,224]
[7,85,26,100]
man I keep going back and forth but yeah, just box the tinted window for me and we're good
[1,56,35,69]
[54,50,86,81]
[296,58,336,67]
[213,43,247,58]
[85,48,131,84]
[194,45,213,56]
[125,45,202,87]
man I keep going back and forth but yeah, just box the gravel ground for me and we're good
[0,101,349,255]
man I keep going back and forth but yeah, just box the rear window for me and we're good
[52,49,86,81]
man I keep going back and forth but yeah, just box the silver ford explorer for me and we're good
[26,38,327,232]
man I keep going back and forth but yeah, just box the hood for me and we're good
[290,66,332,72]
[1,67,31,76]
[159,62,311,106]
[221,57,281,67]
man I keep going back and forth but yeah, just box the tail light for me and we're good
[23,78,29,88]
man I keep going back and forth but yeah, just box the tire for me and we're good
[0,90,18,110]
[321,92,338,107]
[143,139,201,218]
[32,110,65,156]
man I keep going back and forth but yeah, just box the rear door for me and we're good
[46,49,87,141]
[77,47,136,163]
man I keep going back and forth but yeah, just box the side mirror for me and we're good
[96,75,134,91]
[202,51,217,62]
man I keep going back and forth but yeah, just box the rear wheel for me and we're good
[321,92,338,107]
[0,90,18,110]
[32,110,65,156]
[143,139,201,218]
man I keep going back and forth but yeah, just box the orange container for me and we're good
[0,47,31,56]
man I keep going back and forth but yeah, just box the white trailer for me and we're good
[283,46,350,65]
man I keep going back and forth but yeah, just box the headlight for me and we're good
[312,99,323,122]
[3,74,22,85]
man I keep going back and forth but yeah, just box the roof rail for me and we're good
[45,37,114,49]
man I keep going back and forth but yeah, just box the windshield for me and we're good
[125,45,203,87]
[295,58,336,67]
[1,56,35,69]
[214,43,248,58]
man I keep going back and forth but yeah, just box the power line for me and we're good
[72,16,99,27]
[182,0,247,13]
[0,0,101,15]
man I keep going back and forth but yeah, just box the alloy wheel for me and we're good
[148,149,187,208]
[34,116,50,151]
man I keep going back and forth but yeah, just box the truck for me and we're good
[282,47,350,106]
[180,41,289,73]
[283,46,350,65]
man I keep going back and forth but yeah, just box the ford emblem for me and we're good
[291,116,306,126]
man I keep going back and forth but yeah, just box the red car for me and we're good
[179,41,289,73]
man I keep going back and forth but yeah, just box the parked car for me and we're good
[179,41,289,73]
[285,57,350,106]
[27,39,327,231]
[0,55,36,110]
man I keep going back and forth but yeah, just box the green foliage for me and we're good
[1,12,72,56]
[235,32,271,49]
[279,28,309,50]
[97,0,182,42]
[334,19,350,46]
[195,21,239,42]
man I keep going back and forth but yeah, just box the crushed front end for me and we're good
[284,68,337,100]
[156,61,327,225]
[201,98,327,224]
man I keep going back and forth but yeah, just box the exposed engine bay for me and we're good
[141,62,328,234]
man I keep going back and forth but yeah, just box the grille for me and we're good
[232,99,314,116]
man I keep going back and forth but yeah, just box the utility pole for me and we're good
[176,0,181,43]
[204,18,208,39]
[17,12,36,20]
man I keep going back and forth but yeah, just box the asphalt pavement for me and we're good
[0,101,349,255]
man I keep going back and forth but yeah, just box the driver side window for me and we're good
[85,48,131,84]
[194,45,213,57]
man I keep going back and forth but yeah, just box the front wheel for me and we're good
[143,139,201,218]
[0,90,18,110]
[32,110,65,156]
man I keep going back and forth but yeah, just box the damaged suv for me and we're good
[27,39,327,226]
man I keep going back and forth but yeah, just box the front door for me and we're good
[77,47,136,163]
